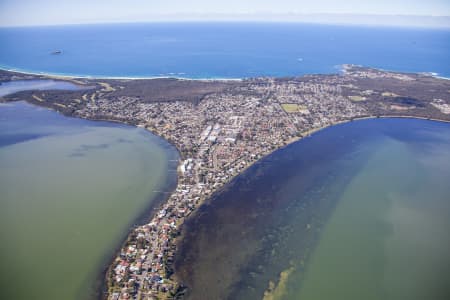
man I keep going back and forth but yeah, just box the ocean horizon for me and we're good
[1,21,450,300]
[1,22,449,79]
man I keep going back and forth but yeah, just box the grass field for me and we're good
[281,103,308,113]
[348,95,367,102]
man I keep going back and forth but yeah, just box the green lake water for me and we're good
[175,118,450,300]
[287,132,450,300]
[0,101,178,300]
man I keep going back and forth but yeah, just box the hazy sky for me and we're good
[1,0,450,26]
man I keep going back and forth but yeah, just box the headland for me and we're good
[1,65,449,299]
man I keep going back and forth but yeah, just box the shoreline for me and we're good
[2,65,449,82]
[0,66,244,82]
[169,114,450,297]
[93,113,450,299]
[1,65,449,299]
[340,63,450,80]
[93,130,181,300]
[93,159,179,300]
[3,100,450,299]
[0,100,180,300]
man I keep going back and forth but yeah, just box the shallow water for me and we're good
[0,79,87,97]
[174,118,450,300]
[0,101,178,300]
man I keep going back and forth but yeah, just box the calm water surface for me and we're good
[0,79,88,97]
[175,118,450,300]
[1,23,449,78]
[1,22,449,300]
[0,101,178,300]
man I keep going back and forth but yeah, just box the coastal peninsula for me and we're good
[1,66,449,299]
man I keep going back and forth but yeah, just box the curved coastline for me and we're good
[0,65,244,82]
[173,116,450,300]
[0,99,179,300]
[1,68,450,299]
[90,127,180,300]
[0,101,179,300]
[87,114,450,299]
[2,65,449,82]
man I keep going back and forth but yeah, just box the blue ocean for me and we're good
[0,22,449,78]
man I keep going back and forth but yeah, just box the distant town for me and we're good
[1,66,449,299]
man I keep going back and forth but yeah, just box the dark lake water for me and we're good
[175,118,450,300]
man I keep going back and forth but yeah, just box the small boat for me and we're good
[51,50,62,55]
